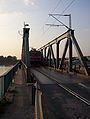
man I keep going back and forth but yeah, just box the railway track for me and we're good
[34,68,90,106]
[31,68,90,119]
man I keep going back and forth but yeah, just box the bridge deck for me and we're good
[34,67,90,84]
[31,67,90,119]
[0,68,34,119]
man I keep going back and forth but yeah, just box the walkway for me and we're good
[0,68,34,119]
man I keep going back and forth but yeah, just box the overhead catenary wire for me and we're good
[51,0,62,14]
[61,0,76,14]
[40,0,62,34]
[49,14,70,30]
[44,0,62,25]
[42,0,76,35]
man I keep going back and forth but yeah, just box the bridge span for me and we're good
[0,24,90,119]
[21,24,90,118]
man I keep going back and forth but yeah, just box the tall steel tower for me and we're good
[22,23,30,67]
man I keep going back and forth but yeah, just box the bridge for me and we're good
[0,24,90,119]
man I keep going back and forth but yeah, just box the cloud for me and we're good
[24,0,35,6]
[0,0,36,14]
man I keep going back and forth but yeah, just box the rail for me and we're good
[35,68,90,106]
[0,62,19,101]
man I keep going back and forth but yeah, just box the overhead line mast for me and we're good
[49,14,71,30]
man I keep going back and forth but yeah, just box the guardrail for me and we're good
[0,62,19,101]
[31,73,44,119]
[21,61,32,83]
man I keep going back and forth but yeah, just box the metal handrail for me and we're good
[0,62,19,78]
[21,61,28,82]
[0,62,19,101]
[21,61,27,69]
[31,73,44,119]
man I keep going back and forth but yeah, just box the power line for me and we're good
[41,0,62,34]
[46,0,62,22]
[61,0,76,14]
[51,0,62,13]
[42,0,76,35]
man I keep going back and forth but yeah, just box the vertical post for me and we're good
[69,14,71,29]
[41,49,43,59]
[44,47,47,66]
[60,40,69,69]
[68,15,72,72]
[69,35,72,72]
[46,47,50,66]
[49,45,51,67]
[44,47,46,59]
[50,45,56,68]
[56,41,60,69]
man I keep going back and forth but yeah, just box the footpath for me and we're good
[0,67,34,119]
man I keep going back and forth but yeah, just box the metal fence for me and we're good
[0,62,19,101]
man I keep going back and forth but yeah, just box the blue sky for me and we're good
[0,0,90,58]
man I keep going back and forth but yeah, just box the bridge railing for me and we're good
[21,61,27,82]
[30,72,44,119]
[0,62,19,101]
[21,60,32,83]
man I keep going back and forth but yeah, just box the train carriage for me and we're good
[29,49,42,67]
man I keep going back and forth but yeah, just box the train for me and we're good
[29,49,42,67]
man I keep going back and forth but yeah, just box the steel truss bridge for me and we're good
[0,24,90,119]
[22,24,90,77]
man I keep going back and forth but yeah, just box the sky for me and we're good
[0,0,90,59]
